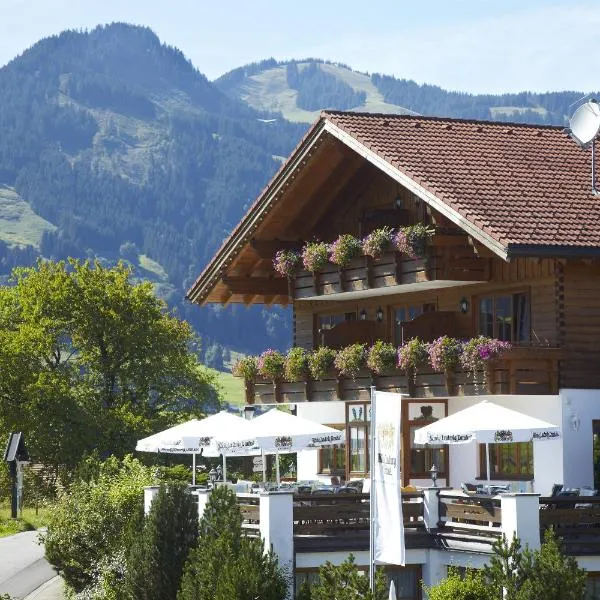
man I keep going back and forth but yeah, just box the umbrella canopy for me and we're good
[414,401,560,445]
[136,411,253,457]
[389,580,396,600]
[214,408,345,455]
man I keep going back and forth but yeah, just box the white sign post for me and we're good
[370,388,405,593]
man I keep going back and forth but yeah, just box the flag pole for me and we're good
[369,385,377,594]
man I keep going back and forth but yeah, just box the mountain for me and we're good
[0,23,306,358]
[216,58,588,126]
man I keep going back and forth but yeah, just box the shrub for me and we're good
[460,336,511,375]
[42,455,153,593]
[155,464,192,484]
[307,347,336,380]
[257,349,285,382]
[273,249,301,278]
[329,234,362,267]
[231,356,258,381]
[366,341,398,374]
[397,338,428,373]
[285,347,309,382]
[361,227,393,258]
[424,566,493,600]
[302,242,329,272]
[334,343,366,380]
[124,484,198,600]
[427,336,462,372]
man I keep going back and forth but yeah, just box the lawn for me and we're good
[209,368,245,407]
[0,503,53,538]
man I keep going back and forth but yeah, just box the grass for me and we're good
[207,367,245,407]
[0,185,56,248]
[0,503,54,538]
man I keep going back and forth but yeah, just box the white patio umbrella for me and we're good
[413,401,561,491]
[389,580,396,600]
[136,411,255,485]
[214,408,345,486]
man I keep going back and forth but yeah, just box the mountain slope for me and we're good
[0,23,305,355]
[217,58,590,126]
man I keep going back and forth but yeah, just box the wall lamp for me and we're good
[359,308,367,321]
[458,297,470,314]
[376,306,384,322]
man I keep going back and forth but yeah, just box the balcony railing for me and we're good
[245,346,561,404]
[292,237,490,299]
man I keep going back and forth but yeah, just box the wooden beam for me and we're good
[223,276,288,295]
[250,239,302,259]
[242,294,258,305]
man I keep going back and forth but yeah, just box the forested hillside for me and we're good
[0,24,305,359]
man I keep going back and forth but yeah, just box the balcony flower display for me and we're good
[257,349,286,382]
[308,346,336,380]
[302,241,329,272]
[367,341,398,375]
[329,234,362,268]
[273,249,301,278]
[361,226,394,258]
[397,338,428,374]
[406,223,434,258]
[392,227,411,255]
[427,336,462,372]
[285,347,309,382]
[232,356,258,382]
[460,336,512,374]
[334,343,367,380]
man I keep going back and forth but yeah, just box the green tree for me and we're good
[309,555,387,600]
[123,484,199,600]
[423,567,493,600]
[0,259,219,475]
[42,455,152,593]
[178,486,288,600]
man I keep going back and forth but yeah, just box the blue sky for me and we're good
[1,0,598,94]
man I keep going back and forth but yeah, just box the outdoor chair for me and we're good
[335,486,358,494]
[461,482,478,495]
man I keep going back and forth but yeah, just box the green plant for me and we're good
[302,242,329,272]
[366,341,398,374]
[155,464,192,484]
[427,336,462,372]
[309,554,387,600]
[124,484,199,600]
[307,347,336,380]
[178,486,288,600]
[334,343,366,380]
[406,223,434,258]
[361,226,393,258]
[231,356,258,381]
[284,347,309,382]
[257,349,285,382]
[329,234,362,267]
[460,336,512,375]
[42,455,153,593]
[424,566,493,600]
[273,249,301,278]
[397,337,428,373]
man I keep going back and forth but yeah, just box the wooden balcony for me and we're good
[292,237,490,300]
[246,346,561,404]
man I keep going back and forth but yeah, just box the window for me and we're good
[480,442,533,480]
[318,311,356,331]
[394,304,424,344]
[406,402,447,480]
[318,424,346,474]
[346,402,371,477]
[478,292,530,343]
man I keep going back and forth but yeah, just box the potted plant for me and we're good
[273,249,301,278]
[460,336,512,392]
[307,346,336,380]
[367,341,398,375]
[334,343,367,380]
[258,349,286,402]
[285,347,309,382]
[427,336,462,395]
[397,337,428,396]
[406,223,434,258]
[232,356,258,404]
[302,241,329,272]
[329,234,362,268]
[361,226,394,259]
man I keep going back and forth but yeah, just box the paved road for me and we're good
[0,531,57,599]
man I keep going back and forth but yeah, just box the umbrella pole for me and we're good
[222,454,227,483]
[486,443,491,493]
[262,450,266,483]
[276,451,280,489]
[192,452,196,486]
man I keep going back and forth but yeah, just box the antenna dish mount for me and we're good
[566,99,600,195]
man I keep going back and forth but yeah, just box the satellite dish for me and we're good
[568,99,600,148]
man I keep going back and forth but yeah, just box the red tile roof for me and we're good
[324,111,600,251]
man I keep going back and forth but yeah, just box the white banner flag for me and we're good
[373,390,405,565]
